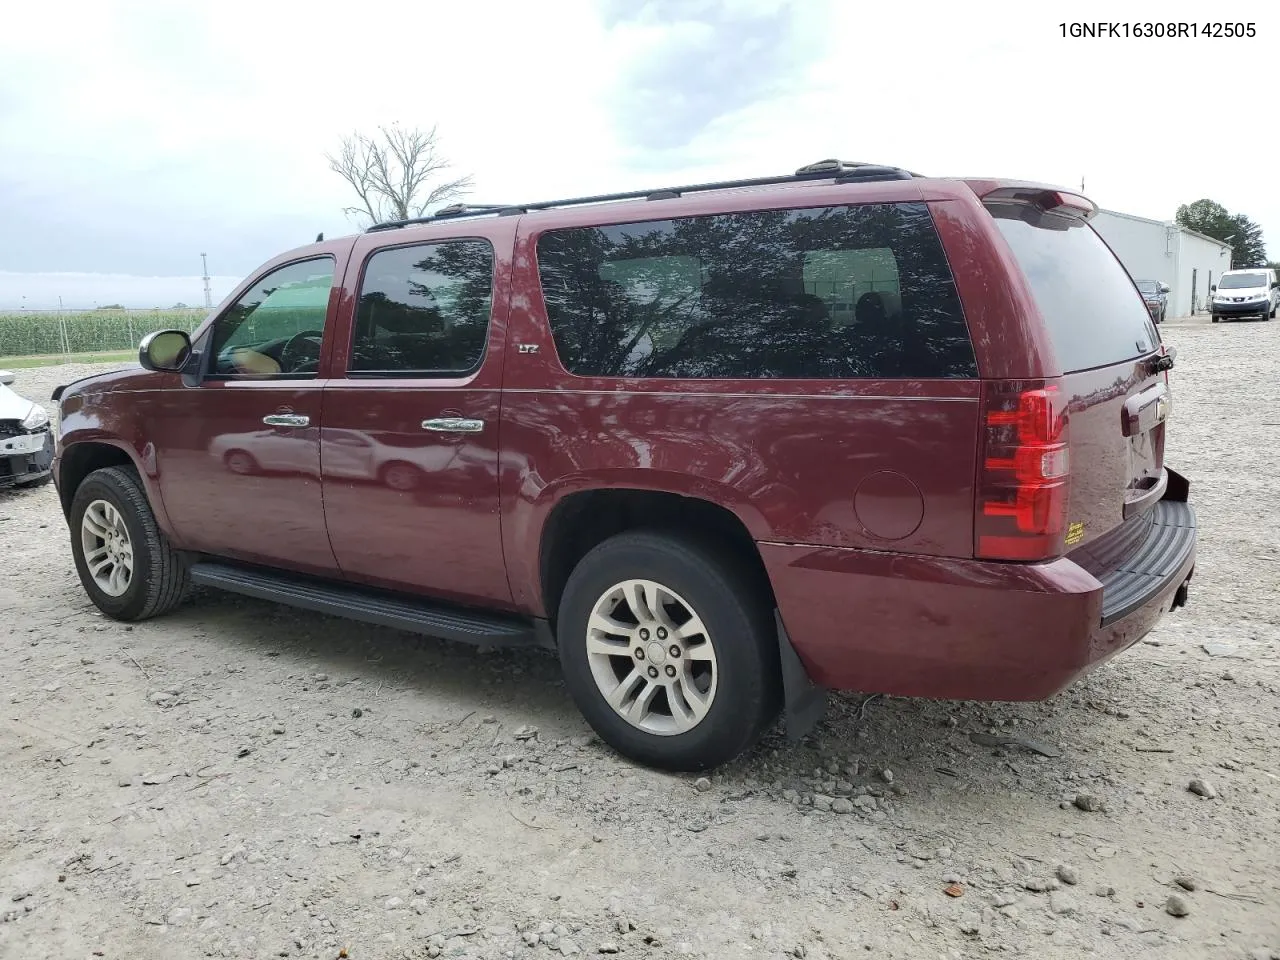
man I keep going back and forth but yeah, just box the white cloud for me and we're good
[0,0,1274,310]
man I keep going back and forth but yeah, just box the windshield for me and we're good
[1135,281,1158,294]
[988,203,1159,373]
[1218,273,1267,289]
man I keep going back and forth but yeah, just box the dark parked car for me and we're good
[51,160,1196,771]
[1135,279,1169,323]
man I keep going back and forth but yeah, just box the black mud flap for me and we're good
[775,610,827,741]
[1163,466,1189,503]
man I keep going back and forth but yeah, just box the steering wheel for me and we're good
[278,331,324,373]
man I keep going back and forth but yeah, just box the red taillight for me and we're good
[1042,191,1095,218]
[976,382,1070,562]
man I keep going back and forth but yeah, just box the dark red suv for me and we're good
[52,160,1196,770]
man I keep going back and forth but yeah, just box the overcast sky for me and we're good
[1,0,1274,309]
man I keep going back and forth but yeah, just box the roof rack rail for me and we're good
[366,203,517,232]
[365,159,919,232]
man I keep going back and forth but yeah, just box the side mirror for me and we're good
[1159,284,1170,294]
[0,369,14,386]
[1210,284,1217,292]
[138,330,194,373]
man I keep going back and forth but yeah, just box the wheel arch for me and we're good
[57,440,178,542]
[535,486,775,630]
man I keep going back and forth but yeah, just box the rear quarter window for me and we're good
[988,203,1159,373]
[535,202,977,380]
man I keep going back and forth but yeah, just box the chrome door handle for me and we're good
[262,414,310,427]
[421,417,484,434]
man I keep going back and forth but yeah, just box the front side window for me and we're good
[350,240,495,376]
[535,203,977,380]
[210,258,335,378]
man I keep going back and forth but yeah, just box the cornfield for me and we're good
[0,309,207,359]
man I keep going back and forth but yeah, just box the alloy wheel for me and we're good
[80,499,134,597]
[584,578,718,736]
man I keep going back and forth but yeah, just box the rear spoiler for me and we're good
[964,180,1097,221]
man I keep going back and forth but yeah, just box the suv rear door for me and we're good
[982,193,1167,557]
[319,223,515,608]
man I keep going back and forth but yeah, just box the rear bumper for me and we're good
[763,482,1196,701]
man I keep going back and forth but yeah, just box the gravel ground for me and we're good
[2,317,1278,960]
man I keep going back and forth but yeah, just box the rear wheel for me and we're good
[556,531,780,771]
[70,466,190,621]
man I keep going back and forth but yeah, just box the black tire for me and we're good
[556,531,780,771]
[69,466,190,621]
[379,460,421,492]
[223,449,258,475]
[1212,315,1220,323]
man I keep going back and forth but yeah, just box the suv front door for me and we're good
[153,247,351,575]
[320,227,514,608]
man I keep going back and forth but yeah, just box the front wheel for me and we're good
[1212,315,1220,323]
[556,531,780,771]
[69,466,190,621]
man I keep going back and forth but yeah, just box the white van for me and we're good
[1210,267,1278,322]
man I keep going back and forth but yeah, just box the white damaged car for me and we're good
[0,369,54,489]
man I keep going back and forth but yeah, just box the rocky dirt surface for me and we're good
[2,320,1278,960]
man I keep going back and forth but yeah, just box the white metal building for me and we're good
[1091,209,1233,318]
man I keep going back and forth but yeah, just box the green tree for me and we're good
[1175,199,1234,240]
[1175,198,1268,267]
[1228,214,1268,267]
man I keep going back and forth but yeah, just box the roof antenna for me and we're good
[315,232,324,242]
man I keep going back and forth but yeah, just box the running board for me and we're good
[189,562,540,648]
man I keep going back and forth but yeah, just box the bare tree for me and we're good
[327,124,473,225]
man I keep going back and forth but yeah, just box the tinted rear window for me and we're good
[989,203,1159,372]
[350,241,494,376]
[536,202,977,380]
